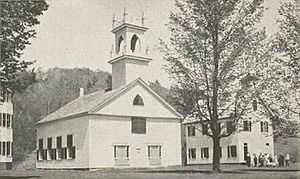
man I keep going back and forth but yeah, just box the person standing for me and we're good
[285,153,290,166]
[259,153,263,167]
[253,154,258,167]
[274,155,279,167]
[246,152,251,167]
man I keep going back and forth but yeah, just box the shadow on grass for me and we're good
[139,170,249,175]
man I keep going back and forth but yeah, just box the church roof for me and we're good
[37,78,182,124]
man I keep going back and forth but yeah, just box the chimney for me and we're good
[79,88,84,97]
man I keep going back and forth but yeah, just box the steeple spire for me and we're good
[123,8,128,23]
[109,11,152,89]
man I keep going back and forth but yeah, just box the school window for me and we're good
[201,147,209,158]
[243,121,252,131]
[260,121,269,133]
[0,113,2,126]
[0,142,2,155]
[131,117,146,134]
[226,121,235,133]
[148,145,161,158]
[114,145,129,159]
[227,145,237,157]
[266,143,269,146]
[220,147,222,158]
[2,113,6,127]
[253,100,257,111]
[7,114,10,128]
[7,142,11,156]
[202,123,208,134]
[188,148,196,159]
[187,125,195,136]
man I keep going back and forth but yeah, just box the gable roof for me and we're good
[37,78,182,124]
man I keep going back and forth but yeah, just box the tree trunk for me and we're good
[212,136,221,173]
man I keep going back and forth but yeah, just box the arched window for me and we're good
[133,95,144,106]
[117,36,124,54]
[131,35,140,53]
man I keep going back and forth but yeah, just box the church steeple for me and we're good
[108,12,152,89]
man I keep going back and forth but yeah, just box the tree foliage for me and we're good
[161,0,268,172]
[0,0,48,91]
[256,0,300,138]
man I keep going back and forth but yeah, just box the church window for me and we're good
[67,135,73,148]
[131,117,146,134]
[131,34,140,52]
[117,36,124,54]
[38,139,43,150]
[133,95,144,106]
[114,145,129,166]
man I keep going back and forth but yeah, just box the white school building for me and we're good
[0,88,13,170]
[184,103,274,165]
[36,14,182,169]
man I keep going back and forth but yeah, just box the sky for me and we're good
[22,0,281,87]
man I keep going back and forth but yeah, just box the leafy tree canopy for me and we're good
[0,0,48,91]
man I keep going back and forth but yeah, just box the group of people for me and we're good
[246,152,290,167]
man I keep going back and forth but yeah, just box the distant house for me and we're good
[184,102,274,164]
[0,88,13,170]
[36,14,182,169]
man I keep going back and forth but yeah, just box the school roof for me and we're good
[37,78,182,124]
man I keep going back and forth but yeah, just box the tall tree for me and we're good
[161,0,268,172]
[0,0,48,91]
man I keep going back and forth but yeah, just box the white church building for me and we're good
[184,101,274,165]
[36,13,182,169]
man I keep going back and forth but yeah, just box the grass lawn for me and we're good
[0,163,299,179]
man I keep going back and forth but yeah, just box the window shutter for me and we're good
[2,142,6,156]
[37,150,39,161]
[206,148,209,158]
[7,142,10,156]
[227,146,230,157]
[72,146,76,159]
[249,121,252,131]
